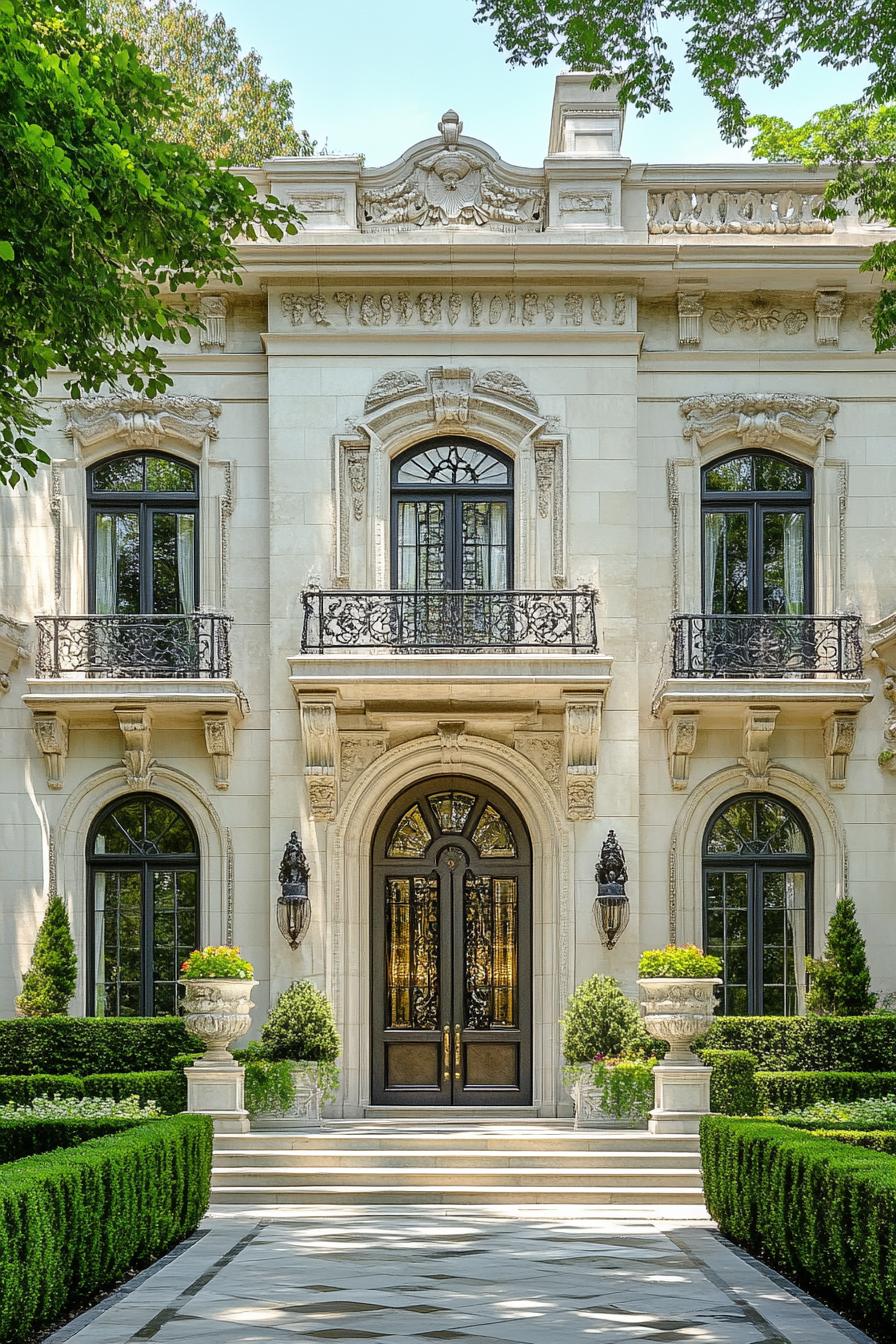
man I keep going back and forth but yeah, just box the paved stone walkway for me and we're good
[54,1207,872,1344]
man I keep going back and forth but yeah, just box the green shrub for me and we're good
[0,1016,201,1074]
[698,1014,896,1070]
[638,944,722,978]
[16,897,77,1017]
[0,1113,212,1342]
[756,1070,896,1113]
[261,981,340,1064]
[700,1115,896,1338]
[773,1094,896,1129]
[0,1069,186,1114]
[0,1117,141,1163]
[561,975,658,1063]
[590,1058,655,1121]
[809,1129,896,1154]
[2,1095,160,1121]
[233,1043,297,1117]
[806,895,875,1016]
[698,1049,759,1115]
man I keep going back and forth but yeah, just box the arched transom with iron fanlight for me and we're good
[702,794,813,1016]
[87,795,199,1017]
[391,438,513,591]
[371,778,531,1107]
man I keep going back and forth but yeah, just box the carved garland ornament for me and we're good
[63,394,221,449]
[680,393,839,451]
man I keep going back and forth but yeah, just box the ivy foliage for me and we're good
[16,896,77,1018]
[806,894,876,1015]
[0,0,299,486]
[472,0,896,345]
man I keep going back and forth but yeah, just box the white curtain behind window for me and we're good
[175,514,195,614]
[93,873,107,1017]
[782,513,805,615]
[95,515,117,614]
[488,504,508,591]
[703,513,724,611]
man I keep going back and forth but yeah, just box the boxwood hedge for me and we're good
[701,1115,896,1338]
[0,1016,201,1075]
[756,1069,896,1113]
[0,1116,140,1164]
[0,1113,212,1342]
[0,1068,188,1113]
[698,1048,759,1115]
[699,1015,896,1071]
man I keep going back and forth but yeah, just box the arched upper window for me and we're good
[391,438,513,590]
[703,794,813,1016]
[702,451,812,616]
[88,795,199,1017]
[88,452,199,615]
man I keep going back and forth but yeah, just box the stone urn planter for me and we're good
[638,977,721,1062]
[254,1063,332,1129]
[568,1074,633,1130]
[180,977,257,1062]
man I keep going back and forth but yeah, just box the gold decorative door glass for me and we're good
[372,779,531,1106]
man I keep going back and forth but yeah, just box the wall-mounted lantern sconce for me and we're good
[593,829,630,950]
[277,831,311,950]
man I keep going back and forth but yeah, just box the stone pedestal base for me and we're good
[186,1060,249,1134]
[648,1062,712,1135]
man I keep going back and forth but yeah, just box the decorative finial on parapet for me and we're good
[438,109,462,148]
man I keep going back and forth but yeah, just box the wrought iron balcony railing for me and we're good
[34,613,232,679]
[301,588,599,654]
[671,614,864,680]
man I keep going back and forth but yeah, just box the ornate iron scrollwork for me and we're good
[301,588,598,654]
[670,614,863,679]
[34,613,232,678]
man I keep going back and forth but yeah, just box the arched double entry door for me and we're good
[371,778,532,1106]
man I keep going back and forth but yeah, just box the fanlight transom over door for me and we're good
[371,779,532,1106]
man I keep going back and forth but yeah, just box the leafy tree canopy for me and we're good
[91,0,314,164]
[472,0,896,346]
[0,0,299,487]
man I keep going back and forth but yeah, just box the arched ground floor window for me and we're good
[87,795,199,1016]
[703,794,813,1015]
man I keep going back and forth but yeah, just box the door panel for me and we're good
[371,780,531,1107]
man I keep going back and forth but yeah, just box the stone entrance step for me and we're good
[210,1121,705,1208]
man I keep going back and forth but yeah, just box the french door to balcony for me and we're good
[371,779,532,1107]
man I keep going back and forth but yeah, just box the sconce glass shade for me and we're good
[593,893,630,950]
[277,890,311,950]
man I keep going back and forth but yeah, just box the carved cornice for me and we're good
[64,395,221,449]
[680,394,839,451]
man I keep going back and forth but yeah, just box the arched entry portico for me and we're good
[325,731,573,1117]
[371,777,532,1107]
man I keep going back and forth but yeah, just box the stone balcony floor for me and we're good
[51,1203,872,1344]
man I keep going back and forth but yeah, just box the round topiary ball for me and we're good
[561,974,659,1064]
[261,980,340,1064]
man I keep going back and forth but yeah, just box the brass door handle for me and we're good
[442,1025,450,1082]
[453,1024,462,1083]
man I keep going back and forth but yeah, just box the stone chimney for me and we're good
[548,72,625,157]
[544,73,629,231]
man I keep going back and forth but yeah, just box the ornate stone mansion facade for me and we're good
[2,74,895,1114]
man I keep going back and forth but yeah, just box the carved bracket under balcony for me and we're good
[824,711,859,789]
[299,698,339,820]
[203,712,235,790]
[739,706,780,788]
[666,712,699,790]
[0,614,29,693]
[116,707,155,788]
[63,394,221,450]
[32,712,68,789]
[680,394,839,452]
[564,695,604,820]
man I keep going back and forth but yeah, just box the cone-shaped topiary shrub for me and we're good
[261,980,340,1063]
[16,896,77,1017]
[807,895,876,1015]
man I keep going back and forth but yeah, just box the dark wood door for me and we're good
[371,779,532,1107]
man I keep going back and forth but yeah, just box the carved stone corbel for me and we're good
[116,707,154,787]
[33,712,68,789]
[824,711,858,789]
[437,720,466,766]
[299,699,338,820]
[666,712,699,790]
[740,706,779,787]
[563,696,603,820]
[0,614,28,692]
[677,291,705,347]
[815,289,845,347]
[203,712,234,791]
[428,367,473,426]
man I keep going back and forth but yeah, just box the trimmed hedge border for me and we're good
[699,1015,896,1071]
[698,1049,759,1115]
[0,1017,201,1075]
[0,1068,187,1114]
[756,1069,896,1112]
[701,1116,896,1338]
[0,1113,212,1342]
[0,1116,141,1164]
[809,1128,896,1155]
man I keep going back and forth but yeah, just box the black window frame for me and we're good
[702,793,814,1016]
[87,451,200,615]
[390,437,514,590]
[86,794,200,1017]
[701,450,814,616]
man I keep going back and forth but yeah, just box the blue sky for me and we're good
[195,0,867,165]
